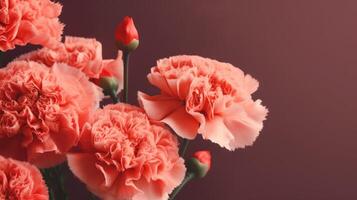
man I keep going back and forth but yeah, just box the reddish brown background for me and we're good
[3,0,357,199]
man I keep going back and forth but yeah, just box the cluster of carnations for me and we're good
[0,0,268,200]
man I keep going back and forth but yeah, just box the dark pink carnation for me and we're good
[67,103,186,200]
[0,0,64,51]
[0,155,48,200]
[17,36,124,90]
[0,61,103,168]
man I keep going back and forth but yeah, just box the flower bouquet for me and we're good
[0,1,268,199]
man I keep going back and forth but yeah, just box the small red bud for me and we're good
[193,151,211,170]
[187,150,212,178]
[115,16,139,52]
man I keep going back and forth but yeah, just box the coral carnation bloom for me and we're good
[67,103,186,200]
[17,36,124,91]
[0,156,48,200]
[0,0,64,51]
[0,61,103,168]
[138,55,268,151]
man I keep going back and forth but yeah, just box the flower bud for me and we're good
[97,76,119,97]
[187,151,211,178]
[115,16,139,52]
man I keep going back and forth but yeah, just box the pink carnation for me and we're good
[0,61,103,168]
[0,0,64,51]
[0,155,48,200]
[138,55,268,151]
[17,36,123,90]
[67,103,186,200]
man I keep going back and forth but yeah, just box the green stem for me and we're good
[40,169,54,200]
[0,51,3,66]
[90,194,98,200]
[40,163,68,200]
[169,172,195,200]
[179,139,190,157]
[123,51,130,103]
[109,89,119,103]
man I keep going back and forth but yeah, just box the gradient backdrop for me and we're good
[2,0,357,199]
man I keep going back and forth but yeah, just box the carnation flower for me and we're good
[0,0,64,51]
[17,36,123,90]
[138,55,268,151]
[0,155,48,200]
[67,103,186,200]
[0,60,103,168]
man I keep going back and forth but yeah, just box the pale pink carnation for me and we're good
[67,103,186,200]
[138,55,268,151]
[17,36,124,90]
[0,0,64,51]
[0,155,48,200]
[0,61,103,168]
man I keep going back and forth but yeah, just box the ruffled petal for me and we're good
[161,106,199,140]
[67,153,104,189]
[201,116,235,150]
[138,92,182,121]
[224,100,268,149]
